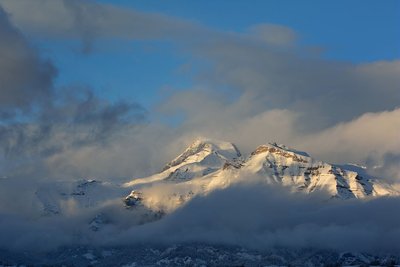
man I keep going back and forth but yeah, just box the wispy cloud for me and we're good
[0,0,207,52]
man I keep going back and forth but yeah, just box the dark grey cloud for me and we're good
[0,7,55,117]
[0,4,149,182]
[1,181,399,254]
[39,87,146,143]
[113,182,400,254]
[0,89,147,182]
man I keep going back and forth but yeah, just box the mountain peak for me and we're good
[162,138,242,172]
[250,142,310,160]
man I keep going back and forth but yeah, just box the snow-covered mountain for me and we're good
[32,138,399,218]
[123,138,399,212]
[124,138,242,187]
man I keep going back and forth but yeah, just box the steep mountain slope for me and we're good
[124,138,242,187]
[240,143,397,199]
[33,139,242,217]
[124,139,399,211]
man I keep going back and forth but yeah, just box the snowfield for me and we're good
[123,138,399,214]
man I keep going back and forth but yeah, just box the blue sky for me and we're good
[103,0,400,61]
[36,0,399,109]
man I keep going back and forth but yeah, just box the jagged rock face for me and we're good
[124,190,143,206]
[243,143,392,199]
[251,144,308,163]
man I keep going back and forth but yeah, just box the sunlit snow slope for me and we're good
[123,138,399,212]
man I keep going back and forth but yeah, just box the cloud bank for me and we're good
[1,182,399,254]
[134,183,400,253]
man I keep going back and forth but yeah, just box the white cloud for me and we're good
[298,108,400,165]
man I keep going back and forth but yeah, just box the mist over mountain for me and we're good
[1,138,400,265]
[0,0,399,265]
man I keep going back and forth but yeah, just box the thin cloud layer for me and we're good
[0,0,206,52]
[248,23,298,47]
